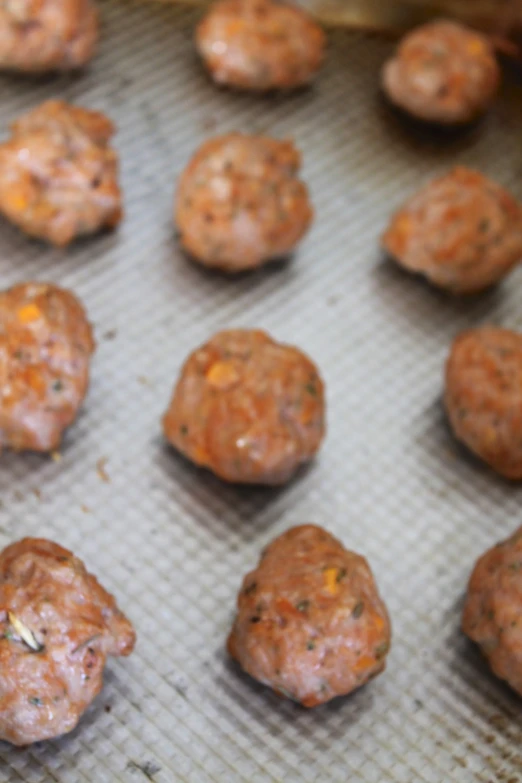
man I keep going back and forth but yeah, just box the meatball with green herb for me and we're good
[175,133,313,272]
[445,326,522,479]
[0,537,135,745]
[463,526,522,696]
[162,329,325,484]
[0,281,95,452]
[382,167,522,294]
[228,524,391,706]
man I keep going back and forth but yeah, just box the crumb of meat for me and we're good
[96,457,110,483]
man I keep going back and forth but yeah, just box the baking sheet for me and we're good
[1,2,522,780]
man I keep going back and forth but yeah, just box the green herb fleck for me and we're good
[352,601,364,619]
[52,379,64,392]
[336,568,347,583]
[375,642,389,660]
[13,349,23,360]
[296,600,310,612]
[3,629,14,641]
[180,425,188,436]
[478,218,490,233]
[244,582,257,595]
[29,697,43,707]
[306,639,316,651]
[487,610,495,621]
[305,383,317,397]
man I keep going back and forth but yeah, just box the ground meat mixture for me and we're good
[0,0,98,72]
[228,524,391,707]
[463,526,522,696]
[0,100,122,246]
[0,537,135,745]
[445,327,522,480]
[196,0,325,91]
[0,281,95,452]
[381,20,500,125]
[163,329,325,484]
[175,133,313,272]
[382,167,522,294]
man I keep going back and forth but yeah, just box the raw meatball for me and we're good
[175,133,313,272]
[463,526,522,696]
[0,281,95,452]
[0,537,135,745]
[0,100,122,246]
[382,167,522,294]
[381,20,500,125]
[228,524,391,707]
[162,329,325,484]
[0,0,98,72]
[196,0,325,91]
[445,327,522,479]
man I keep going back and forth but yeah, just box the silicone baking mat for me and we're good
[1,2,522,780]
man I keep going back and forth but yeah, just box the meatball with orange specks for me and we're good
[463,526,522,696]
[0,0,98,72]
[445,327,522,480]
[175,133,313,273]
[382,168,522,294]
[162,330,325,485]
[228,525,391,707]
[0,100,122,246]
[382,20,500,125]
[0,281,95,453]
[196,0,325,91]
[0,537,135,745]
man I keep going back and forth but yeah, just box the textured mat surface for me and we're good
[1,3,522,780]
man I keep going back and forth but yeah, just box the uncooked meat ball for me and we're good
[445,326,522,479]
[196,0,325,91]
[175,133,312,272]
[382,20,500,125]
[0,537,135,745]
[0,0,98,72]
[0,281,95,452]
[463,525,522,696]
[382,167,522,294]
[228,524,391,706]
[162,329,325,484]
[0,100,122,246]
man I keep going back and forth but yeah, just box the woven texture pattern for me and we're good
[1,1,522,780]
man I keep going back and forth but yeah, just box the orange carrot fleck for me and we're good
[354,654,375,672]
[323,567,340,595]
[206,361,240,389]
[17,303,41,324]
